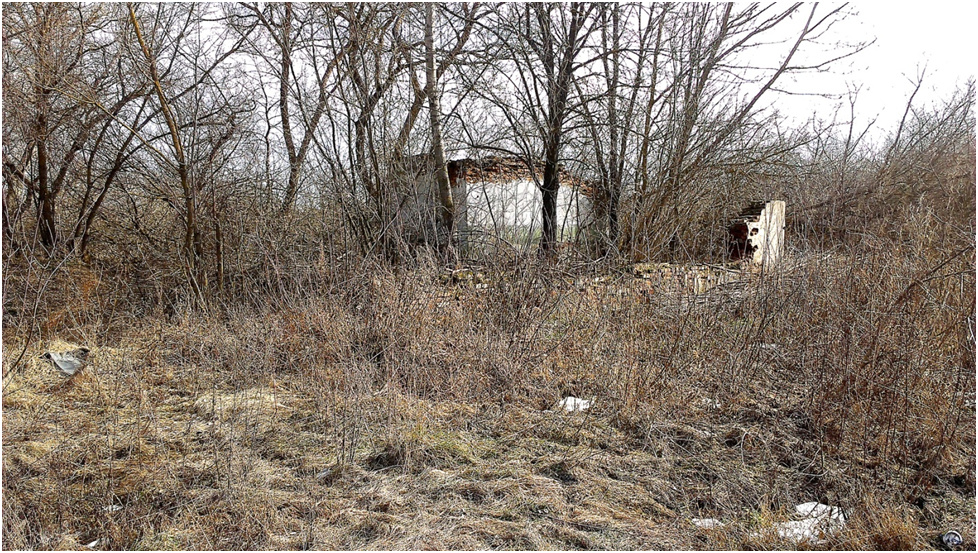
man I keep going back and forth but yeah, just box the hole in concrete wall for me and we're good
[727,222,753,261]
[728,201,780,264]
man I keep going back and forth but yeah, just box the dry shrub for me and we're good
[776,209,975,498]
[834,492,926,550]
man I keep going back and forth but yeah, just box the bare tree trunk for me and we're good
[129,4,202,302]
[278,3,300,212]
[33,79,61,251]
[394,3,477,162]
[534,3,591,253]
[1,194,11,249]
[541,160,560,252]
[539,135,563,252]
[393,55,427,163]
[604,5,621,244]
[425,4,454,253]
[36,108,58,250]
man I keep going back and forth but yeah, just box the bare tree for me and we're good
[0,0,874,286]
[479,3,597,253]
[616,3,862,259]
[125,3,253,300]
[231,3,352,213]
[575,3,668,252]
[2,4,140,252]
[392,3,479,162]
[425,3,454,253]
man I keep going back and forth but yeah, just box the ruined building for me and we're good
[728,200,786,271]
[393,155,593,250]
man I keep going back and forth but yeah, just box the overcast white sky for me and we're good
[773,2,976,139]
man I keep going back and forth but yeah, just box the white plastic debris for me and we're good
[557,396,591,412]
[775,519,823,543]
[692,517,725,529]
[85,539,99,548]
[942,530,963,547]
[699,397,721,410]
[795,501,845,520]
[774,502,847,545]
[102,505,122,512]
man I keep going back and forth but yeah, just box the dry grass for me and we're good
[3,243,974,550]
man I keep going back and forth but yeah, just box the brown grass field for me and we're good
[3,241,974,550]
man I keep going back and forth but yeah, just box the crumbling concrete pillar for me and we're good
[729,200,785,271]
[747,200,785,270]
